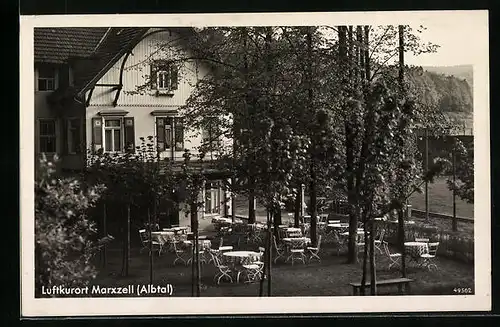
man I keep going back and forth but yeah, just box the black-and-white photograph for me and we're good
[20,11,490,316]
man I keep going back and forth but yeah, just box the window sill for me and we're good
[156,90,175,97]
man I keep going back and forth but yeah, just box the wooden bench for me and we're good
[349,278,414,296]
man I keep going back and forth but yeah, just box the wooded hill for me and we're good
[422,64,473,89]
[407,65,473,113]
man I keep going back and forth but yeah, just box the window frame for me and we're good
[36,65,58,92]
[66,118,82,155]
[102,117,124,153]
[38,119,57,154]
[202,120,221,150]
[156,116,185,152]
[157,70,171,91]
[153,61,178,95]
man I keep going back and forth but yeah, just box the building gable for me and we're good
[87,28,210,109]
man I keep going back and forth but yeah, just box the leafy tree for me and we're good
[446,138,474,204]
[85,137,176,279]
[35,154,105,296]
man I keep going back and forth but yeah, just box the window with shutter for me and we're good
[124,117,135,153]
[156,117,184,152]
[151,60,179,95]
[174,118,184,151]
[102,119,123,153]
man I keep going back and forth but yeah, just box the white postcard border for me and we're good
[20,10,491,316]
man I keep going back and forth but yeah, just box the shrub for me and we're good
[35,154,105,296]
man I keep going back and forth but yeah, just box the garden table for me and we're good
[172,226,189,234]
[404,241,428,266]
[222,251,262,283]
[340,230,365,236]
[151,231,175,245]
[183,239,212,250]
[282,237,311,244]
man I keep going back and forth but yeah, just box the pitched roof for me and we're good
[34,27,109,64]
[73,27,150,98]
[35,27,200,101]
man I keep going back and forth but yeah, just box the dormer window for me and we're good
[150,61,178,96]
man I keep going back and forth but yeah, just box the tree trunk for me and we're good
[339,25,358,264]
[347,207,358,264]
[294,187,301,228]
[248,187,256,224]
[273,205,282,230]
[452,146,457,232]
[231,178,236,223]
[190,201,199,296]
[267,210,273,297]
[148,207,153,284]
[360,212,368,295]
[364,25,370,81]
[259,209,270,297]
[397,209,407,277]
[369,218,377,295]
[195,214,201,297]
[125,204,130,276]
[306,27,318,247]
[102,202,107,268]
[309,163,318,247]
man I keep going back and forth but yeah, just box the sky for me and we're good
[404,18,487,67]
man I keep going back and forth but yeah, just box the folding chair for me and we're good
[374,229,386,254]
[383,241,402,270]
[139,229,162,255]
[213,254,233,284]
[307,235,322,263]
[286,239,307,265]
[172,241,188,266]
[420,242,439,271]
[272,234,285,263]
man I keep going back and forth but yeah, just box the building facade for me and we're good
[34,27,232,224]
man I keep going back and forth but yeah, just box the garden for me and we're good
[35,25,475,298]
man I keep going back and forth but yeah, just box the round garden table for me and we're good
[151,231,174,245]
[404,241,428,265]
[183,239,212,250]
[223,251,261,265]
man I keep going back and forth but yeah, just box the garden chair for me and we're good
[172,241,188,266]
[213,254,233,284]
[239,251,264,283]
[383,241,402,270]
[250,225,263,244]
[420,242,439,271]
[273,235,286,263]
[374,229,386,254]
[286,239,307,265]
[415,238,430,243]
[187,242,207,266]
[307,235,322,263]
[139,229,163,255]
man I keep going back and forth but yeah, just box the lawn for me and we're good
[84,232,473,298]
[408,177,473,219]
[233,177,474,220]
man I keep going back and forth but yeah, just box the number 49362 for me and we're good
[453,287,473,294]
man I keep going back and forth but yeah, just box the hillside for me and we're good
[403,66,474,132]
[421,65,473,89]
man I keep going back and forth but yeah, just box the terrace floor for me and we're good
[91,237,474,297]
